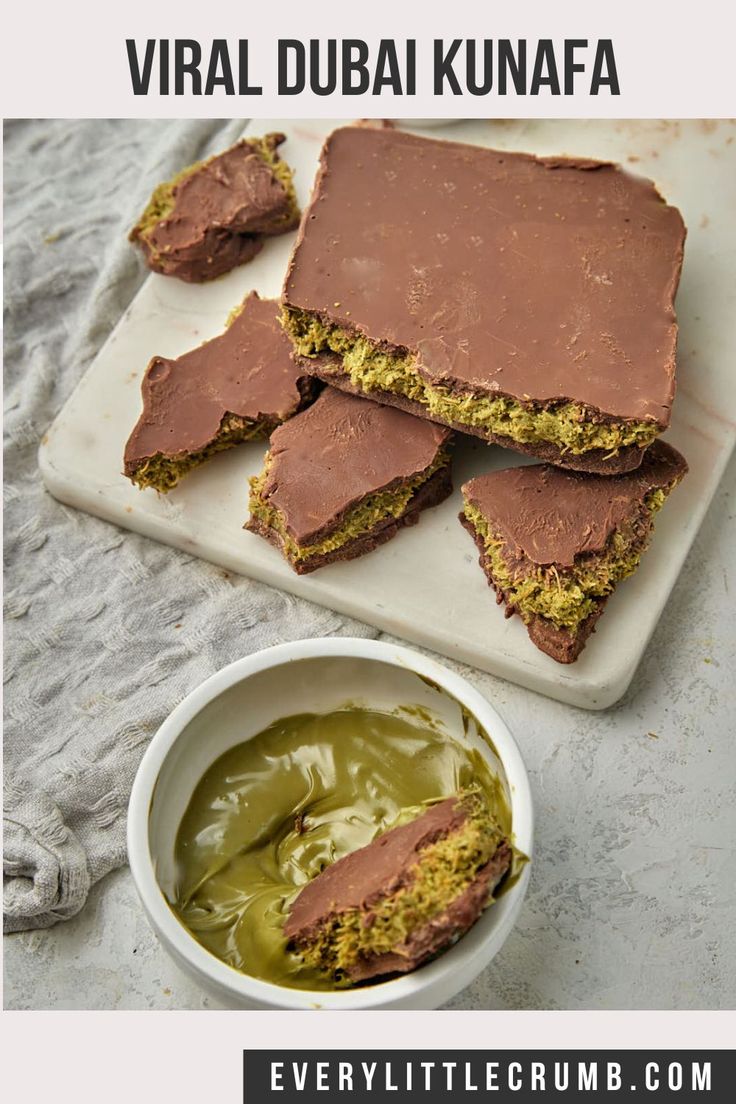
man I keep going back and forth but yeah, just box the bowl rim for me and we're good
[127,637,534,1010]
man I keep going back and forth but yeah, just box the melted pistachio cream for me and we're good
[282,307,658,456]
[171,709,513,991]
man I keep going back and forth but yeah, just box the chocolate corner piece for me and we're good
[130,133,300,282]
[459,512,604,664]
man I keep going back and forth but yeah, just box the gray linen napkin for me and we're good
[3,119,377,932]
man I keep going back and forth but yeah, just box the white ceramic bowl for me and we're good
[128,638,533,1010]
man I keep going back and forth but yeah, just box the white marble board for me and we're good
[39,119,736,709]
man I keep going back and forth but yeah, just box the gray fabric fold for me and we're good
[3,119,377,933]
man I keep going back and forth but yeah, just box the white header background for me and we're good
[1,1010,734,1100]
[1,0,735,117]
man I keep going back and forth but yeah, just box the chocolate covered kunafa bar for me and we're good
[246,384,452,573]
[130,133,299,281]
[282,127,686,474]
[460,440,688,663]
[125,293,316,492]
[284,793,511,984]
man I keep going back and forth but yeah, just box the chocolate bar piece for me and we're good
[246,384,452,573]
[282,126,686,474]
[460,440,688,663]
[130,134,299,281]
[124,293,315,492]
[284,793,511,985]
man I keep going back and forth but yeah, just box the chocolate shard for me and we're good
[285,794,512,984]
[130,133,299,282]
[282,126,686,474]
[460,439,688,663]
[246,386,452,573]
[124,292,316,493]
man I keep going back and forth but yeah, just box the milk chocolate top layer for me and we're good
[260,384,450,544]
[284,797,468,940]
[141,135,292,257]
[284,127,686,425]
[462,439,687,569]
[124,293,306,469]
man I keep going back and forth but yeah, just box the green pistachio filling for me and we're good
[248,447,450,563]
[464,487,670,633]
[294,793,505,980]
[132,414,272,493]
[133,136,299,245]
[282,307,659,457]
[253,138,300,227]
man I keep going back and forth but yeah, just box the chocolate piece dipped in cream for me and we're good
[171,709,522,991]
[282,127,686,474]
[285,793,511,984]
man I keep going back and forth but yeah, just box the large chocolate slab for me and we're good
[125,293,309,475]
[251,386,451,546]
[284,126,685,426]
[296,352,646,475]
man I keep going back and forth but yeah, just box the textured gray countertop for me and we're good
[5,448,735,1010]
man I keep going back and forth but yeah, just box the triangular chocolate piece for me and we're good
[460,440,687,663]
